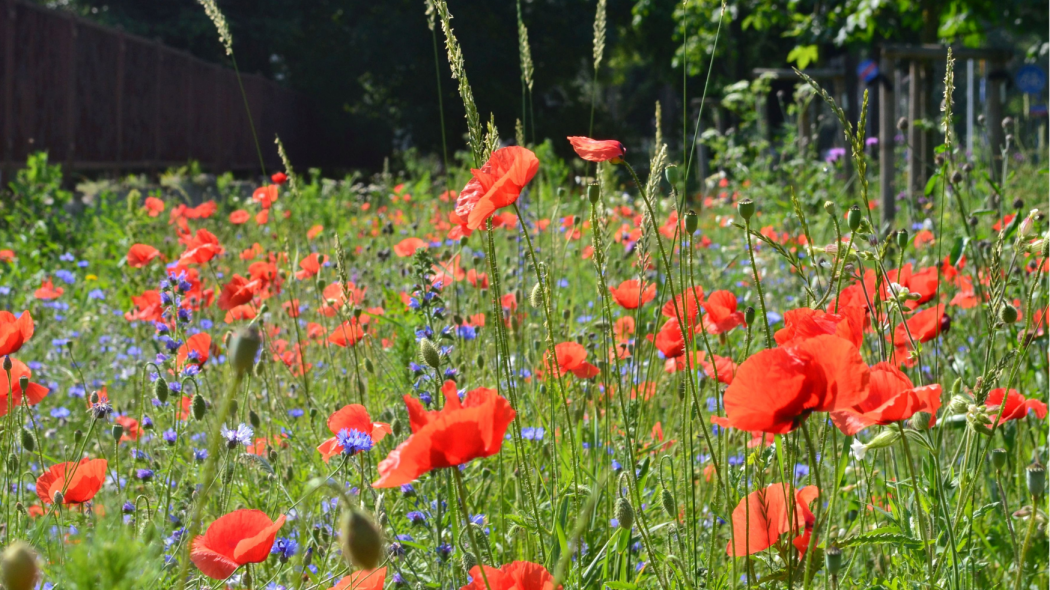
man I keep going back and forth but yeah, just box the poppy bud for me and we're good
[90,391,100,405]
[940,313,952,334]
[951,170,963,184]
[744,306,756,326]
[664,166,680,186]
[2,541,40,590]
[74,429,84,444]
[615,497,635,530]
[909,411,932,432]
[865,428,901,450]
[896,117,908,132]
[460,551,478,572]
[895,230,908,249]
[154,377,169,403]
[365,358,375,374]
[192,393,207,421]
[257,303,269,316]
[391,417,403,437]
[847,206,862,232]
[999,304,1018,324]
[825,545,843,575]
[737,199,755,222]
[684,210,698,234]
[529,283,543,308]
[111,424,124,441]
[249,409,261,429]
[1027,462,1045,497]
[0,356,9,371]
[51,491,63,505]
[420,338,440,370]
[660,488,676,519]
[823,201,837,217]
[587,184,600,204]
[476,354,485,370]
[230,326,262,375]
[20,429,35,453]
[990,448,1008,471]
[340,509,383,569]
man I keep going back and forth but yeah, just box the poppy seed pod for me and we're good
[419,338,440,370]
[229,326,262,374]
[895,230,908,249]
[20,429,35,453]
[737,199,755,221]
[587,184,600,204]
[665,166,680,186]
[684,210,698,234]
[192,393,207,421]
[1,541,39,590]
[990,448,1008,471]
[154,377,169,403]
[111,424,123,441]
[1027,463,1046,497]
[825,546,843,575]
[999,304,1018,324]
[615,497,635,530]
[847,206,862,232]
[340,509,383,570]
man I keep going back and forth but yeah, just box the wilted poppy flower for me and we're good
[317,404,393,462]
[454,146,539,231]
[0,310,33,356]
[191,509,287,580]
[774,306,866,350]
[126,244,161,268]
[461,561,560,590]
[608,279,656,310]
[0,358,48,416]
[567,136,626,162]
[723,335,869,434]
[702,290,745,334]
[34,278,64,300]
[295,253,328,280]
[36,458,107,505]
[394,237,428,258]
[252,185,279,209]
[229,209,251,225]
[547,342,600,379]
[330,567,387,590]
[373,387,515,488]
[830,362,941,435]
[727,483,819,557]
[144,196,165,216]
[984,388,1048,424]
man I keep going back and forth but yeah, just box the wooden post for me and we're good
[2,0,16,182]
[986,60,1005,179]
[907,59,923,206]
[115,28,126,171]
[843,52,858,195]
[66,18,77,169]
[153,41,162,169]
[213,64,222,171]
[879,54,896,227]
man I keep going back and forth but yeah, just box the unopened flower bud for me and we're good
[951,170,963,184]
[744,306,756,326]
[340,509,383,570]
[529,283,543,308]
[460,551,478,572]
[909,411,932,431]
[419,338,440,369]
[154,377,169,403]
[895,230,908,249]
[587,184,600,204]
[20,429,35,453]
[1,541,40,590]
[229,326,262,374]
[192,393,207,421]
[865,428,901,450]
[823,201,837,217]
[999,304,1018,324]
[615,497,635,530]
[664,166,680,186]
[2,356,11,371]
[660,488,676,519]
[249,409,261,429]
[897,117,908,131]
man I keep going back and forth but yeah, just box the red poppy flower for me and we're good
[661,286,705,327]
[0,249,14,262]
[329,567,387,590]
[190,509,287,580]
[34,278,63,300]
[35,458,107,505]
[394,237,428,258]
[229,209,251,224]
[608,279,656,310]
[467,269,489,289]
[547,342,600,379]
[567,136,626,162]
[665,350,737,384]
[144,196,165,217]
[176,333,212,370]
[225,304,257,323]
[0,358,48,416]
[317,404,393,462]
[985,389,1048,424]
[774,306,866,350]
[255,209,269,225]
[125,290,165,323]
[454,146,539,231]
[252,185,279,209]
[271,171,288,185]
[461,561,559,590]
[328,320,366,348]
[295,253,328,280]
[218,275,259,311]
[650,319,686,359]
[126,244,161,268]
[830,362,941,435]
[892,304,947,360]
[373,387,515,488]
[0,310,34,356]
[307,224,324,240]
[723,335,869,434]
[702,290,745,334]
[180,229,223,265]
[727,483,819,557]
[115,415,141,443]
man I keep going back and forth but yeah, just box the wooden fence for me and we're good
[0,0,314,180]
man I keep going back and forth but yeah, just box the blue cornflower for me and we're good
[136,469,154,481]
[288,408,304,418]
[220,423,254,448]
[457,324,477,340]
[193,448,208,462]
[59,253,75,262]
[419,392,432,406]
[336,428,373,455]
[406,511,427,525]
[400,484,415,496]
[163,429,178,445]
[271,537,298,562]
[436,543,453,560]
[50,407,71,420]
[87,289,106,300]
[521,427,545,441]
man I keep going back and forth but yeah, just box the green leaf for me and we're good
[604,582,638,590]
[950,236,969,266]
[786,44,819,70]
[923,172,940,196]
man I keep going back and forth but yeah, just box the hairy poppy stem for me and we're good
[452,467,493,590]
[741,220,774,349]
[1013,492,1040,590]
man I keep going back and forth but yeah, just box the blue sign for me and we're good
[1030,104,1048,117]
[857,59,879,83]
[1016,65,1047,94]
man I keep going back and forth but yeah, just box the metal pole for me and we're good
[966,59,974,156]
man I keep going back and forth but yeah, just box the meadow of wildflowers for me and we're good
[0,2,1047,590]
